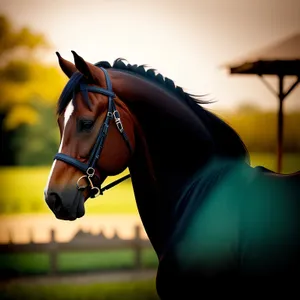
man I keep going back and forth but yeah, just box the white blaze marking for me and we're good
[64,100,75,127]
[44,101,74,195]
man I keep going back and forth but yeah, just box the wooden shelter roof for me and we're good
[224,33,300,76]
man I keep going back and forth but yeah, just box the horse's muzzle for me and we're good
[45,188,85,220]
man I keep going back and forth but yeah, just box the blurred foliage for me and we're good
[0,15,47,58]
[0,61,66,118]
[10,101,59,165]
[0,14,66,123]
[0,15,66,165]
[4,104,38,130]
[219,109,300,153]
[0,14,61,116]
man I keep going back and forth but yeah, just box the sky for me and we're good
[1,0,300,112]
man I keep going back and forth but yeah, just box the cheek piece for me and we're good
[54,67,132,198]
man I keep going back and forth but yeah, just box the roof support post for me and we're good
[258,75,299,173]
[277,75,284,173]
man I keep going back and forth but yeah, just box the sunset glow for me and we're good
[1,0,299,111]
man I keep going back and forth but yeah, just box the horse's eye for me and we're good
[78,119,94,132]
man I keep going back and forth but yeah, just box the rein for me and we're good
[54,67,132,198]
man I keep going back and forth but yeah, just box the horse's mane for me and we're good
[96,58,211,105]
[97,59,250,163]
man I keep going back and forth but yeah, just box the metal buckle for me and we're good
[113,110,124,132]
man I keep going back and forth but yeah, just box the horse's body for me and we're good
[157,157,300,297]
[45,53,300,299]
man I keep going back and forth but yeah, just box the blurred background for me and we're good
[0,0,299,299]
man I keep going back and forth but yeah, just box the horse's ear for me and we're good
[56,52,77,78]
[71,50,95,81]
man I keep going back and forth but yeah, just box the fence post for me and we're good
[29,228,34,244]
[134,225,142,270]
[8,229,13,244]
[49,229,58,276]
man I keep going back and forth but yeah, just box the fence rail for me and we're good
[0,225,153,276]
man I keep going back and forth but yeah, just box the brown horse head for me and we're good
[44,51,135,220]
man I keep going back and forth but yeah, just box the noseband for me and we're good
[54,67,132,198]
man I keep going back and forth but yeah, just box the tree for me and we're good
[0,15,66,165]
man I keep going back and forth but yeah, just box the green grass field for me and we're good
[0,249,159,300]
[0,168,138,215]
[0,279,159,300]
[0,152,299,215]
[0,249,158,276]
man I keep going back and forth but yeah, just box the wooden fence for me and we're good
[0,225,152,276]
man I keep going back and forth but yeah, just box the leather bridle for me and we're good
[54,67,132,198]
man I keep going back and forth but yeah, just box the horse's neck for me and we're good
[128,125,165,257]
[111,69,215,256]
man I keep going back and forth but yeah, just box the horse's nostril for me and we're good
[47,192,62,212]
[53,193,62,211]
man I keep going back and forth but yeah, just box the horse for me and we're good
[44,51,300,299]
